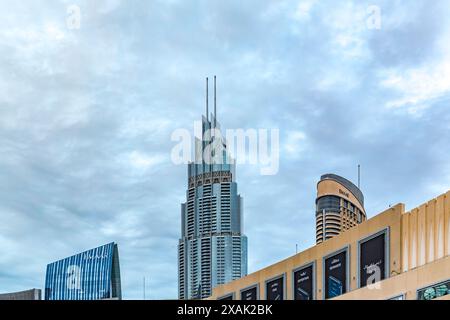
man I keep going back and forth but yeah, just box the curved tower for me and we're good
[178,77,248,300]
[316,174,366,244]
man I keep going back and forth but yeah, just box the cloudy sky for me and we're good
[0,0,449,299]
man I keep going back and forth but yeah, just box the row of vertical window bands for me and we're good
[317,220,341,227]
[342,199,354,211]
[325,228,341,234]
[325,220,341,226]
[323,222,341,228]
[316,224,341,232]
[316,231,339,239]
[316,214,341,220]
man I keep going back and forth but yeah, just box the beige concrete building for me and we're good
[209,190,450,300]
[316,174,367,243]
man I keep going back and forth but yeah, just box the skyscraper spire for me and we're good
[178,79,247,300]
[214,75,217,128]
[206,77,209,122]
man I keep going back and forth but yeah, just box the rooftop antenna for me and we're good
[206,77,209,122]
[214,75,217,128]
[143,276,146,300]
[358,164,361,189]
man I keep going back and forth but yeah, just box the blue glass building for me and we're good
[178,77,248,299]
[44,242,122,300]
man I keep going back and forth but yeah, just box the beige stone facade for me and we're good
[208,190,450,300]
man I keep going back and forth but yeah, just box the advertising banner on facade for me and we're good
[293,264,314,300]
[266,277,284,300]
[324,249,347,299]
[359,231,387,288]
[241,286,258,300]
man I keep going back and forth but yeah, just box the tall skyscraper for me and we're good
[178,77,248,300]
[316,174,366,243]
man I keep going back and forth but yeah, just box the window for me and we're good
[317,196,340,213]
[417,280,450,300]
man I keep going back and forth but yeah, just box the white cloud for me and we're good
[44,23,66,41]
[284,130,307,158]
[381,61,450,115]
[127,151,167,171]
[100,210,144,238]
[292,0,317,21]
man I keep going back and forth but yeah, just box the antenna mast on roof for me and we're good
[214,75,217,128]
[206,77,209,122]
[358,164,361,189]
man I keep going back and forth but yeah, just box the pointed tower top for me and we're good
[206,77,209,122]
[214,75,217,128]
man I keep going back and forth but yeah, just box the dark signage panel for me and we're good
[324,250,347,299]
[359,233,386,288]
[266,277,284,300]
[293,265,314,300]
[241,287,258,300]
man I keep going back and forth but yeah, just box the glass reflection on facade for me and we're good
[44,242,122,300]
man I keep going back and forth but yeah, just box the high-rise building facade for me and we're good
[178,77,248,300]
[316,174,366,244]
[44,242,122,300]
